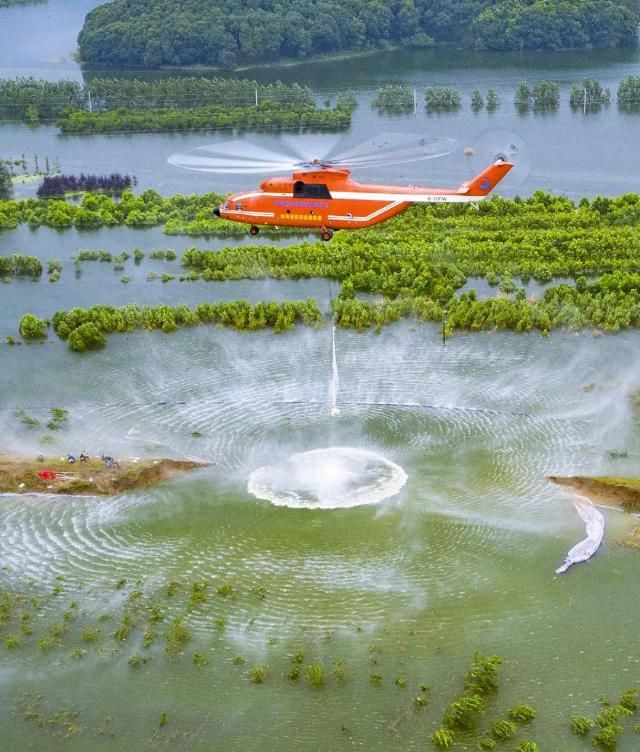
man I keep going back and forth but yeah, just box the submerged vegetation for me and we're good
[425,87,461,111]
[0,77,352,133]
[372,85,414,113]
[11,190,640,344]
[514,80,560,110]
[0,253,42,280]
[35,299,323,351]
[1,571,639,749]
[0,189,226,232]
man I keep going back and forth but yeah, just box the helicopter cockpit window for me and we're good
[293,181,332,199]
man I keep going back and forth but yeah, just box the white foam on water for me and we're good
[555,494,604,574]
[247,447,407,509]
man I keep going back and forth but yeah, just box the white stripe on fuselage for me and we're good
[328,201,404,223]
[231,190,482,205]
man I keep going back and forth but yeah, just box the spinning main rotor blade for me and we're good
[328,134,457,169]
[167,140,302,174]
[168,133,457,175]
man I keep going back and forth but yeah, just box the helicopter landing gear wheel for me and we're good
[249,225,259,236]
[321,229,333,242]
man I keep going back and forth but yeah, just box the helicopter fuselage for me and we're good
[215,160,513,236]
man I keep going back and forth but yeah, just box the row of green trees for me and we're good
[0,78,84,120]
[77,0,640,69]
[0,254,42,279]
[0,76,320,122]
[0,189,225,231]
[371,84,496,113]
[374,77,640,116]
[57,103,351,134]
[5,187,640,251]
[30,299,323,350]
[83,77,315,110]
[18,273,640,347]
[4,74,640,127]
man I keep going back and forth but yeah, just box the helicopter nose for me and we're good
[213,206,220,217]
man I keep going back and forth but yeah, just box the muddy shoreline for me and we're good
[0,454,212,496]
[549,475,640,512]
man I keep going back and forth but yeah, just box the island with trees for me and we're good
[77,0,640,69]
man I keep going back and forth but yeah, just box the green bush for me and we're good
[19,313,48,339]
[572,716,595,735]
[306,663,324,687]
[372,84,414,112]
[515,743,539,752]
[619,688,638,712]
[444,694,485,730]
[490,719,517,741]
[508,704,536,723]
[592,724,623,750]
[618,75,640,106]
[430,728,454,749]
[68,322,107,352]
[425,87,461,111]
[249,665,266,684]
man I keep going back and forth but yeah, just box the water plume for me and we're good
[330,325,340,417]
[247,447,407,509]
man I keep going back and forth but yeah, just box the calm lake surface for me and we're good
[2,3,640,752]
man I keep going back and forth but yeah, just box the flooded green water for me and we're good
[2,324,640,751]
[2,3,640,751]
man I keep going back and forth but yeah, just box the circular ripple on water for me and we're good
[247,447,407,509]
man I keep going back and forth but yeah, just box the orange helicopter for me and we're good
[169,134,517,241]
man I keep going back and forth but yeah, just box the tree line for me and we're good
[57,103,350,134]
[4,75,640,130]
[37,173,135,198]
[18,299,323,351]
[77,0,640,69]
[373,77,640,115]
[0,76,318,120]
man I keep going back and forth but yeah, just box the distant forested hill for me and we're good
[77,0,640,68]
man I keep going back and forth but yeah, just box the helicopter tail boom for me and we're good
[457,159,514,197]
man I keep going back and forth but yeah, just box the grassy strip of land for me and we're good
[0,455,209,495]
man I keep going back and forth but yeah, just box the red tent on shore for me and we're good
[37,470,57,480]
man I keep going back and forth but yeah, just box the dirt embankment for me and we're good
[0,455,211,496]
[549,475,640,513]
[549,475,640,548]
